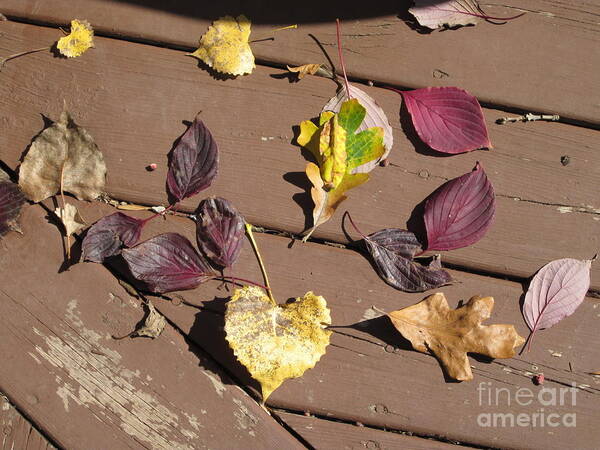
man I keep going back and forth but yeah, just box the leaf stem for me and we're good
[439,7,526,22]
[213,275,268,291]
[344,211,368,240]
[141,202,178,224]
[245,223,275,303]
[0,46,51,70]
[335,19,351,99]
[250,24,297,43]
[59,163,71,259]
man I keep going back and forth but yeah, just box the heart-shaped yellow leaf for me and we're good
[57,19,94,58]
[225,286,331,401]
[189,14,255,76]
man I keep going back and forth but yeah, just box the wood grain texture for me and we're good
[1,395,55,450]
[277,411,464,449]
[0,205,303,450]
[69,201,600,450]
[1,21,598,288]
[2,0,600,124]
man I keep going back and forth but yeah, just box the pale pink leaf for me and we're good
[409,0,481,29]
[523,258,592,350]
[424,162,495,251]
[323,84,393,172]
[401,87,491,154]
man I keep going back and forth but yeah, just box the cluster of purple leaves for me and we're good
[348,162,495,292]
[81,115,245,293]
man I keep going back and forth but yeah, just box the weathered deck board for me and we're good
[1,394,55,450]
[277,412,466,449]
[1,21,598,289]
[0,205,303,449]
[68,201,600,450]
[3,0,600,124]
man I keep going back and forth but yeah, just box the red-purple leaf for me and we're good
[401,87,491,154]
[196,197,245,268]
[424,162,495,251]
[0,180,26,236]
[167,115,218,202]
[82,212,145,263]
[523,258,592,350]
[364,228,452,292]
[122,233,214,293]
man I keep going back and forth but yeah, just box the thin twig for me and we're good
[496,113,560,125]
[0,46,51,71]
[245,223,275,303]
[59,163,71,259]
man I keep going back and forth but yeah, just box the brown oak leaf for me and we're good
[388,293,525,381]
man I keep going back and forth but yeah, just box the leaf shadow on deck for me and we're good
[185,296,263,398]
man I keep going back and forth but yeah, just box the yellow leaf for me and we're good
[319,115,347,190]
[54,203,86,237]
[286,63,322,79]
[303,162,368,240]
[225,286,331,401]
[57,19,94,58]
[189,15,255,76]
[297,111,335,166]
[388,293,526,381]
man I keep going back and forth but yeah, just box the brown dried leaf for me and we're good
[135,301,166,338]
[388,293,525,381]
[287,63,322,80]
[54,203,86,237]
[19,110,106,202]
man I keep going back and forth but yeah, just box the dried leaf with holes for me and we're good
[188,15,255,76]
[57,19,94,58]
[54,203,86,237]
[19,109,106,202]
[225,286,331,401]
[134,301,166,338]
[388,293,525,380]
[287,63,322,80]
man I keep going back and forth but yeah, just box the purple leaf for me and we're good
[364,228,452,292]
[424,162,495,251]
[322,84,393,172]
[167,115,219,202]
[0,180,26,236]
[82,212,144,263]
[196,197,245,268]
[523,258,593,350]
[122,233,214,293]
[400,87,491,154]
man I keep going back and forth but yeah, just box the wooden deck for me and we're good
[0,1,599,448]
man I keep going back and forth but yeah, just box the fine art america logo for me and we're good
[477,382,577,428]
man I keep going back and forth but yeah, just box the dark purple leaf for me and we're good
[523,257,592,351]
[0,180,26,236]
[122,233,214,293]
[424,162,495,251]
[364,228,452,292]
[401,87,491,154]
[82,212,144,263]
[196,197,245,268]
[167,115,218,201]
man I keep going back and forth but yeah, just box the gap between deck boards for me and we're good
[3,14,599,131]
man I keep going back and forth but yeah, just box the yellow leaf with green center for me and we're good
[318,114,347,190]
[337,99,385,171]
[224,286,332,401]
[188,15,255,76]
[57,19,94,58]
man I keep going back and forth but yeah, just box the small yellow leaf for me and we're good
[319,115,347,190]
[57,19,94,58]
[225,286,331,401]
[54,203,86,237]
[189,14,255,76]
[287,63,322,79]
